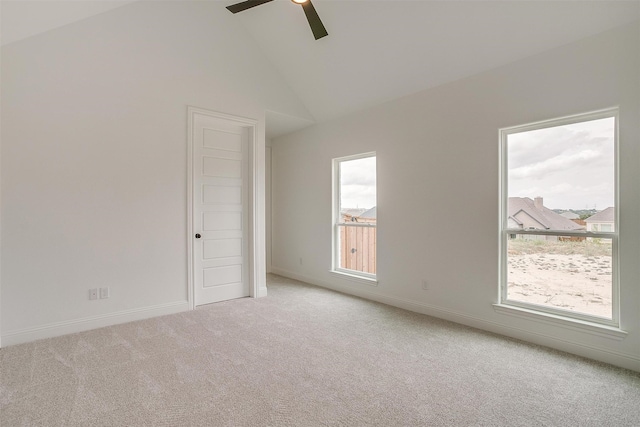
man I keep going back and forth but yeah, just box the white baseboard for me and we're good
[1,300,190,347]
[271,267,640,372]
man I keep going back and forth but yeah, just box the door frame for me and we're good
[187,106,259,309]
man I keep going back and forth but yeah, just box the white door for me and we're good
[192,112,249,305]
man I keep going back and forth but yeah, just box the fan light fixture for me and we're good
[226,0,328,40]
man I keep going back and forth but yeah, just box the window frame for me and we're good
[332,152,377,282]
[498,108,620,327]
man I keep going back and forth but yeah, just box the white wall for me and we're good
[272,22,640,371]
[0,2,3,345]
[1,1,312,344]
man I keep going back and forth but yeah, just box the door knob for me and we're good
[195,233,201,239]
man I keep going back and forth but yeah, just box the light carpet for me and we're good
[1,274,639,426]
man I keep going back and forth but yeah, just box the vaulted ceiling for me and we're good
[3,0,639,136]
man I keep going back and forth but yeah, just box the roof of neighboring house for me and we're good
[509,216,523,226]
[508,197,584,231]
[585,207,615,223]
[359,207,376,220]
[341,208,367,218]
[560,211,580,220]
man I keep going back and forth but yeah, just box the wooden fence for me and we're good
[340,225,376,274]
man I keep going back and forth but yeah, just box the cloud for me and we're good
[509,149,602,179]
[340,156,376,208]
[508,116,614,169]
[507,116,615,210]
[340,156,376,186]
[341,185,376,209]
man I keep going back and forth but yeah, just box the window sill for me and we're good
[329,270,378,286]
[493,304,627,340]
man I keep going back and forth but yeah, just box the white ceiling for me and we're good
[233,0,639,124]
[2,0,639,136]
[1,0,135,46]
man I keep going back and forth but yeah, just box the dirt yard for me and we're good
[507,239,612,318]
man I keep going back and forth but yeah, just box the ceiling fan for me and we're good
[226,0,328,40]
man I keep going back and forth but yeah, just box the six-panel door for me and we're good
[193,114,249,305]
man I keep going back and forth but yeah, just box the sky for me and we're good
[340,156,376,209]
[508,116,615,210]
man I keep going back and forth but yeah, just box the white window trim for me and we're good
[332,152,377,281]
[329,269,378,286]
[492,303,627,340]
[498,108,620,328]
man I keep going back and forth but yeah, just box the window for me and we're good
[499,109,618,326]
[333,153,377,280]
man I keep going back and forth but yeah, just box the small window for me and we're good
[332,153,377,280]
[500,109,618,325]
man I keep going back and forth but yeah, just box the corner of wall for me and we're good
[1,300,190,347]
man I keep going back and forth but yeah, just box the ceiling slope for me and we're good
[232,0,640,124]
[1,0,136,46]
[3,1,639,136]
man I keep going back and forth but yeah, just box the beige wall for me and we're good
[272,22,640,370]
[1,1,312,344]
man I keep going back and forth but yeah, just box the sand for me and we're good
[507,253,612,318]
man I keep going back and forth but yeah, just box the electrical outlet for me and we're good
[421,280,429,290]
[89,288,98,300]
[100,287,110,299]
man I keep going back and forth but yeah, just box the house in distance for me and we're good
[508,197,585,240]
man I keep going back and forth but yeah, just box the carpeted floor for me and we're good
[1,274,639,426]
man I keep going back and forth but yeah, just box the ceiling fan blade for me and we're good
[226,0,274,14]
[301,1,328,40]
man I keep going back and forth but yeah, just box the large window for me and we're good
[499,109,618,325]
[333,153,377,280]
